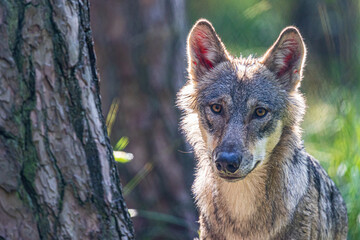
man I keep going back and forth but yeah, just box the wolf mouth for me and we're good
[250,160,261,173]
[221,176,245,182]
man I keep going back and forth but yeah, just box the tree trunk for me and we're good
[90,0,197,238]
[0,0,134,239]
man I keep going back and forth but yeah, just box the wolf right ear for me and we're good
[261,27,306,91]
[187,19,230,81]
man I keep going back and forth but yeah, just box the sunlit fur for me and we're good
[177,19,347,240]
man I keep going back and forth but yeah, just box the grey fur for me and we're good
[177,19,348,239]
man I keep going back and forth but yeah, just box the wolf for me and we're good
[177,19,348,240]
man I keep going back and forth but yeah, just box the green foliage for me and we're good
[113,137,133,163]
[113,151,133,163]
[123,162,153,196]
[304,91,360,239]
[132,209,192,229]
[105,95,153,189]
[105,98,120,138]
[105,99,134,163]
[187,0,296,56]
[114,136,129,151]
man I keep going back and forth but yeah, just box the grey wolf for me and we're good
[177,19,348,239]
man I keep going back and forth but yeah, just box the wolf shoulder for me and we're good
[284,153,348,239]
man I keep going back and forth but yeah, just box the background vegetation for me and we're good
[91,0,360,239]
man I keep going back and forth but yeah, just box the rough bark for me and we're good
[0,0,134,239]
[90,0,197,238]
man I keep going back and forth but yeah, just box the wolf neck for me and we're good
[217,165,267,219]
[194,126,307,230]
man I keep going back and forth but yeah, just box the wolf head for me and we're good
[177,19,306,182]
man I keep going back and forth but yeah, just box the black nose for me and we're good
[215,152,241,173]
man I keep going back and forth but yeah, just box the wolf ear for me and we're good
[261,27,306,91]
[187,19,230,81]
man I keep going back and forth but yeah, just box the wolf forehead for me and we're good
[194,58,288,112]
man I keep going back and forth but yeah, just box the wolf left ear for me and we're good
[187,19,230,81]
[261,27,306,91]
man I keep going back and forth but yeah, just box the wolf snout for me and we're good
[215,152,242,173]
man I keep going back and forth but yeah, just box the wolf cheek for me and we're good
[250,120,283,166]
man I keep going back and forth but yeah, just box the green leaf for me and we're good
[114,136,129,151]
[114,151,133,163]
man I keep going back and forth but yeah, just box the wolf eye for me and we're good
[254,108,267,118]
[210,104,222,114]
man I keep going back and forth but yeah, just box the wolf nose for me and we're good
[215,152,241,173]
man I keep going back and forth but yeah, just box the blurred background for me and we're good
[89,0,360,239]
